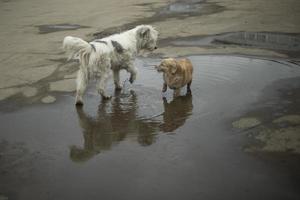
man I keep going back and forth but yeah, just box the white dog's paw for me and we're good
[115,85,123,91]
[98,89,111,100]
[129,75,136,84]
[101,95,112,100]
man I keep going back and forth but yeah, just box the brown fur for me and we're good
[156,58,193,96]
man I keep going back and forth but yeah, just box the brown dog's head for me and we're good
[155,58,178,74]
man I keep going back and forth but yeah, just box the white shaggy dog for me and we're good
[63,25,158,105]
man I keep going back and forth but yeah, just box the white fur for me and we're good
[63,25,158,105]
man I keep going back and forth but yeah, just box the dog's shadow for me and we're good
[70,91,193,162]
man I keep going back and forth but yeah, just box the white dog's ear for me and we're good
[137,26,150,38]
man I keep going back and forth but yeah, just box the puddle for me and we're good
[159,0,205,15]
[162,32,300,57]
[36,24,90,34]
[1,55,300,199]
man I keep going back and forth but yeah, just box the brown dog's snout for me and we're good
[155,65,163,72]
[154,46,158,49]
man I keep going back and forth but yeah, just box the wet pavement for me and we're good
[92,0,224,39]
[1,55,300,200]
[160,32,300,58]
[36,24,90,34]
[1,0,300,199]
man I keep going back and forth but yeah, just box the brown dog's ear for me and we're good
[170,59,178,74]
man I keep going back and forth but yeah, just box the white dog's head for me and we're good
[135,25,158,51]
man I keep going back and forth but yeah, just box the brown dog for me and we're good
[156,58,193,96]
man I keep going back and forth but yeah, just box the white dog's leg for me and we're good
[113,70,122,90]
[127,64,137,84]
[97,71,111,99]
[75,68,88,105]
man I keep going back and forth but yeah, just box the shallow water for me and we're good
[0,55,300,200]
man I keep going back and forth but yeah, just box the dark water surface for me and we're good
[0,55,300,200]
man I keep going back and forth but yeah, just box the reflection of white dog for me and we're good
[63,25,158,105]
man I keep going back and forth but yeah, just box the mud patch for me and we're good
[36,24,90,34]
[161,32,300,58]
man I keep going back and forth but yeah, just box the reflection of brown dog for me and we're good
[161,93,193,132]
[156,58,193,96]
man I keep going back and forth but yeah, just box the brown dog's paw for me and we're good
[162,83,167,92]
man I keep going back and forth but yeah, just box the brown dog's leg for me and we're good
[187,81,192,94]
[174,88,181,97]
[162,83,167,92]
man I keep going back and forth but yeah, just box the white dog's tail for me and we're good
[63,36,92,66]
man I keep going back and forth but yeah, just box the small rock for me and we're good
[253,127,300,154]
[22,86,38,97]
[64,71,78,79]
[50,79,76,92]
[41,95,56,103]
[273,115,300,125]
[0,194,8,200]
[0,88,20,101]
[232,117,261,129]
